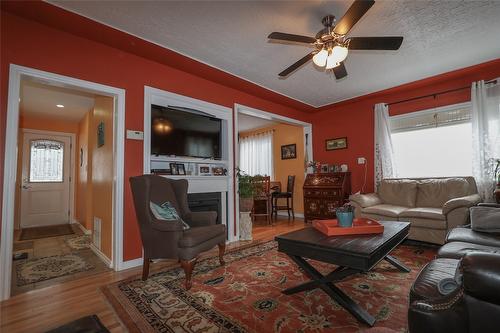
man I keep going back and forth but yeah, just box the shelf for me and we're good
[159,175,229,180]
[151,155,228,164]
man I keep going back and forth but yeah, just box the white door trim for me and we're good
[19,129,76,228]
[0,64,126,301]
[233,103,313,238]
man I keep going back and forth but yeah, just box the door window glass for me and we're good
[29,140,64,182]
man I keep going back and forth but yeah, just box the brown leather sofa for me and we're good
[349,177,481,244]
[130,175,226,290]
[408,204,500,333]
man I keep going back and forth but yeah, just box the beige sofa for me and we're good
[349,177,481,244]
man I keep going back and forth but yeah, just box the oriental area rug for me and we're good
[103,241,436,332]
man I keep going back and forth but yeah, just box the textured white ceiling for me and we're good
[50,1,500,107]
[238,113,278,132]
[21,79,95,122]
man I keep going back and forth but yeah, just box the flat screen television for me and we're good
[151,105,222,159]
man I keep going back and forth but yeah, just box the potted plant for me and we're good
[236,169,255,212]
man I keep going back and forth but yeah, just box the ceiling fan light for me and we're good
[312,49,328,67]
[331,45,349,63]
[325,53,341,69]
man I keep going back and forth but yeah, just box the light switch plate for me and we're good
[357,157,366,164]
[126,130,144,140]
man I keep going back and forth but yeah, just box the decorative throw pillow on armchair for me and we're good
[470,206,500,233]
[150,201,191,230]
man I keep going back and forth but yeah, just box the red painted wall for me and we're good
[0,11,311,260]
[311,59,500,195]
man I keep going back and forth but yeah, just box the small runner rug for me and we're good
[20,224,74,240]
[103,241,436,333]
[16,253,94,286]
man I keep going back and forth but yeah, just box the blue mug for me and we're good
[336,211,354,227]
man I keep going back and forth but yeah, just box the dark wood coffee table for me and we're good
[275,221,410,327]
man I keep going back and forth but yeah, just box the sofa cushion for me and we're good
[437,241,500,260]
[400,207,445,220]
[178,224,226,248]
[416,178,469,208]
[470,206,500,233]
[363,204,408,217]
[446,227,500,247]
[401,216,447,230]
[378,179,418,207]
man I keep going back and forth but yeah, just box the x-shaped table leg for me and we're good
[283,255,376,327]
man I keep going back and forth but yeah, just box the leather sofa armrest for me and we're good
[442,194,482,215]
[461,252,500,304]
[348,193,382,208]
[185,211,217,227]
[150,216,185,232]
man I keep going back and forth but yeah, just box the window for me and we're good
[391,103,473,178]
[239,131,273,177]
[29,140,64,182]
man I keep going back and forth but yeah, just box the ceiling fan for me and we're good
[267,0,403,79]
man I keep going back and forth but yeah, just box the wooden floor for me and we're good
[0,217,306,332]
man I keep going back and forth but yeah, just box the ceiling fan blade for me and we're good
[268,32,316,44]
[348,36,403,50]
[278,52,315,77]
[333,62,348,80]
[333,0,375,35]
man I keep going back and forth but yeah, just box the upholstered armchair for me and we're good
[129,175,226,290]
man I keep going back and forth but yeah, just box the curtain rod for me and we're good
[386,79,497,107]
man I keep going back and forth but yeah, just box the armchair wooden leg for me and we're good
[142,258,150,281]
[218,242,226,266]
[180,258,197,290]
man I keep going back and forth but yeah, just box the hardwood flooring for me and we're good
[0,217,306,333]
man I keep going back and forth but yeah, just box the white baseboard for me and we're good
[119,257,143,270]
[277,212,304,218]
[71,219,92,235]
[89,243,112,268]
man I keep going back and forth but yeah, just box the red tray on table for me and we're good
[312,218,384,236]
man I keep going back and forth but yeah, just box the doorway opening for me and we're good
[1,65,125,300]
[234,104,312,241]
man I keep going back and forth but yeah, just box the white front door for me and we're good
[20,132,71,227]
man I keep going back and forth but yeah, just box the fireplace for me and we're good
[187,192,223,225]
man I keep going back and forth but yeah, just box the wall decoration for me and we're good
[97,121,105,147]
[326,137,348,151]
[281,144,297,160]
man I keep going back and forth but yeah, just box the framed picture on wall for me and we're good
[325,137,348,151]
[281,144,297,160]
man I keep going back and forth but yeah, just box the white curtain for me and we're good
[374,103,397,189]
[239,130,274,178]
[471,79,500,201]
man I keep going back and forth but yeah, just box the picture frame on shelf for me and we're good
[198,164,211,176]
[212,166,225,176]
[281,144,297,160]
[169,163,178,175]
[325,137,348,151]
[176,163,186,175]
[320,164,329,173]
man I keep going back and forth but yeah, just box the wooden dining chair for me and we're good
[272,175,295,220]
[251,176,272,225]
